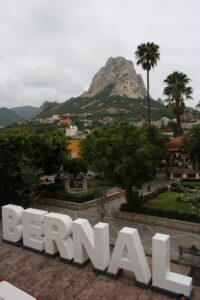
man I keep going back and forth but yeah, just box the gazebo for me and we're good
[166,137,199,179]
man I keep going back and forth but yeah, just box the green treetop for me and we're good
[81,122,167,207]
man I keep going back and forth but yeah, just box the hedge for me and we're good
[120,203,200,223]
[171,181,200,192]
[181,178,200,183]
[46,189,103,203]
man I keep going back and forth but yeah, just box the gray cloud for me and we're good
[0,0,199,108]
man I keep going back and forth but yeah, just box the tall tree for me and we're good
[135,42,160,124]
[163,72,193,135]
[81,123,167,207]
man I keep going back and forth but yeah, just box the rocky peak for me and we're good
[81,56,147,99]
[37,101,58,116]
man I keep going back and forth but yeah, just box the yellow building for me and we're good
[59,118,73,126]
[67,136,85,159]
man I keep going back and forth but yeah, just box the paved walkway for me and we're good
[38,174,200,264]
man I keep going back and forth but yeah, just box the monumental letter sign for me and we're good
[1,205,193,298]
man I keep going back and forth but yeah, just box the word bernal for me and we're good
[2,205,192,298]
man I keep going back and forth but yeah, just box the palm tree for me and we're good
[163,71,193,135]
[135,42,160,124]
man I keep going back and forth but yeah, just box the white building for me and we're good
[52,114,59,121]
[65,125,78,137]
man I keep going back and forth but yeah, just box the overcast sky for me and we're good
[0,0,199,108]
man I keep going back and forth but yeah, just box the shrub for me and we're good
[120,204,200,223]
[181,182,200,188]
[46,182,65,192]
[170,182,184,192]
[46,186,104,203]
[181,178,200,183]
[170,180,200,192]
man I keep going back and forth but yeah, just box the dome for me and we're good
[166,137,184,150]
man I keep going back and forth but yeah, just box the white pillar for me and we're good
[73,219,110,272]
[44,212,73,260]
[152,233,192,297]
[22,208,48,252]
[2,204,24,243]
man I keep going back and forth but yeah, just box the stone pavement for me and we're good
[0,225,200,300]
[38,186,200,264]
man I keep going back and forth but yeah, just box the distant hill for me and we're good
[0,107,24,126]
[11,105,38,120]
[37,85,200,130]
[0,105,38,127]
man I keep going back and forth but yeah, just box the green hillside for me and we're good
[37,84,200,130]
[0,108,24,126]
[37,84,172,127]
[11,105,38,120]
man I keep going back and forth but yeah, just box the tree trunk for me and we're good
[176,114,183,135]
[147,69,151,124]
[125,186,133,203]
[125,186,139,208]
[147,182,151,192]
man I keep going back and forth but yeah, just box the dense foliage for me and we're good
[81,123,168,207]
[186,125,200,169]
[0,129,67,205]
[63,158,87,178]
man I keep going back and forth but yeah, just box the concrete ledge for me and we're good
[111,210,200,233]
[151,285,192,300]
[135,278,152,289]
[2,239,23,248]
[72,259,90,268]
[106,269,123,279]
[22,245,44,255]
[41,190,124,210]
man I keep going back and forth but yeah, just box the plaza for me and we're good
[1,190,200,299]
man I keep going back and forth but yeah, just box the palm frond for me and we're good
[163,71,193,120]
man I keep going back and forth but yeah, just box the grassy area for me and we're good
[143,191,199,215]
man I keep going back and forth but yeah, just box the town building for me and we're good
[67,135,86,159]
[59,114,73,126]
[65,125,78,137]
[65,125,86,159]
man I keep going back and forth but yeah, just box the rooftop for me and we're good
[166,137,185,151]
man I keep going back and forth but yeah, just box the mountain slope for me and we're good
[36,56,200,129]
[37,84,175,128]
[11,105,38,120]
[0,108,24,126]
